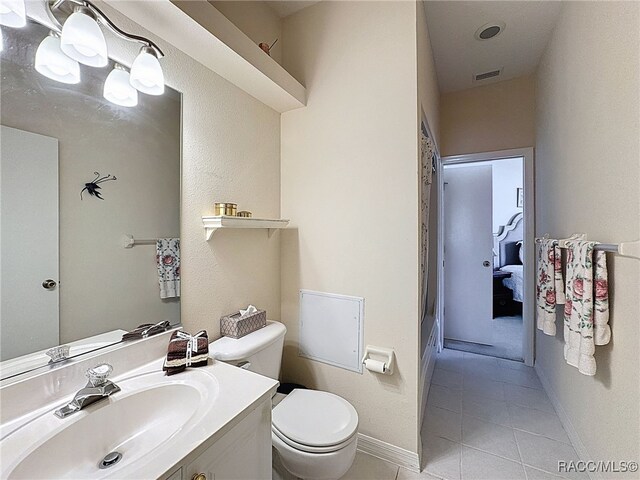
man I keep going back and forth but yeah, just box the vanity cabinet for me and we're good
[1,349,278,480]
[166,399,272,480]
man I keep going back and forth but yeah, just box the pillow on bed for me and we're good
[502,242,521,266]
[517,241,523,264]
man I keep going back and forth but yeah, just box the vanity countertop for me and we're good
[0,356,278,479]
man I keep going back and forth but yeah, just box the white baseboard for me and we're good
[357,434,420,473]
[534,364,597,480]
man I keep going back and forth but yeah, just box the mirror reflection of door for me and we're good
[1,126,59,360]
[443,164,494,345]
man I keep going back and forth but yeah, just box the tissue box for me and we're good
[220,309,267,339]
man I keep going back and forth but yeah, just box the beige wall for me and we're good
[100,1,282,338]
[535,1,639,467]
[280,1,427,454]
[417,0,440,144]
[440,74,535,157]
[210,1,283,64]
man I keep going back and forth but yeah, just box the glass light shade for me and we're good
[60,11,107,67]
[0,0,26,28]
[129,49,164,95]
[103,67,138,107]
[35,35,81,84]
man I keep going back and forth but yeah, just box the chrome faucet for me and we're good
[54,363,120,418]
[46,345,71,364]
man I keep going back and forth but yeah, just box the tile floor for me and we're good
[444,315,523,361]
[337,348,585,480]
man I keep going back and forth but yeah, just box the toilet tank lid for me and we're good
[209,320,286,361]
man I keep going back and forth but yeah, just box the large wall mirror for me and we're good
[0,16,182,380]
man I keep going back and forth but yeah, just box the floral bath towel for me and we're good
[536,239,565,336]
[157,238,180,299]
[563,240,610,376]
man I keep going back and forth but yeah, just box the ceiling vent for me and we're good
[473,68,503,83]
[475,22,506,41]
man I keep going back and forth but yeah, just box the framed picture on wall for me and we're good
[517,188,524,208]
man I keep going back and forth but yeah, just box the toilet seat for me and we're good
[272,424,357,454]
[272,389,358,454]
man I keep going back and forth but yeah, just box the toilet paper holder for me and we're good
[361,345,395,375]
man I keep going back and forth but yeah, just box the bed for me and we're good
[494,213,524,303]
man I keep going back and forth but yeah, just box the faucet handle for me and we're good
[86,363,114,387]
[46,345,71,363]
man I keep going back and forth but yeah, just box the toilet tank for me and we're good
[209,321,286,380]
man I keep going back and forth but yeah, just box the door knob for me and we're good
[192,474,207,480]
[42,279,57,290]
[483,261,491,267]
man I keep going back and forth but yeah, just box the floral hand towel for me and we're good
[563,240,610,376]
[536,239,565,336]
[156,238,180,299]
[592,250,611,346]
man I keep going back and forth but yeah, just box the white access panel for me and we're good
[299,290,364,373]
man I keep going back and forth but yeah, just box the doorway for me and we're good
[1,126,60,361]
[436,148,534,365]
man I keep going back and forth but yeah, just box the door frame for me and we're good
[437,147,535,366]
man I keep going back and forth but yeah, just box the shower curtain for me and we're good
[420,125,436,322]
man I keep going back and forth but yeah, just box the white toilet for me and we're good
[209,321,358,480]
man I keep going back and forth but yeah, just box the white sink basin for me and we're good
[1,369,219,479]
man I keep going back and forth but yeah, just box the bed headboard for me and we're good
[494,213,524,267]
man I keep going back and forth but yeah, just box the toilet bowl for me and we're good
[271,389,358,479]
[209,321,359,480]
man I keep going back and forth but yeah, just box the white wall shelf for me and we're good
[107,0,307,113]
[202,216,289,240]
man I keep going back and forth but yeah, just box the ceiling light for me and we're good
[60,6,107,67]
[104,64,138,107]
[0,0,26,28]
[35,33,81,84]
[475,22,505,41]
[129,46,164,95]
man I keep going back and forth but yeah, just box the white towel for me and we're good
[562,240,610,376]
[536,239,565,336]
[156,238,180,299]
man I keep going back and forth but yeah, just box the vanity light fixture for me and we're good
[60,6,107,67]
[0,0,26,28]
[35,32,81,84]
[129,46,164,95]
[103,64,137,107]
[26,0,166,105]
